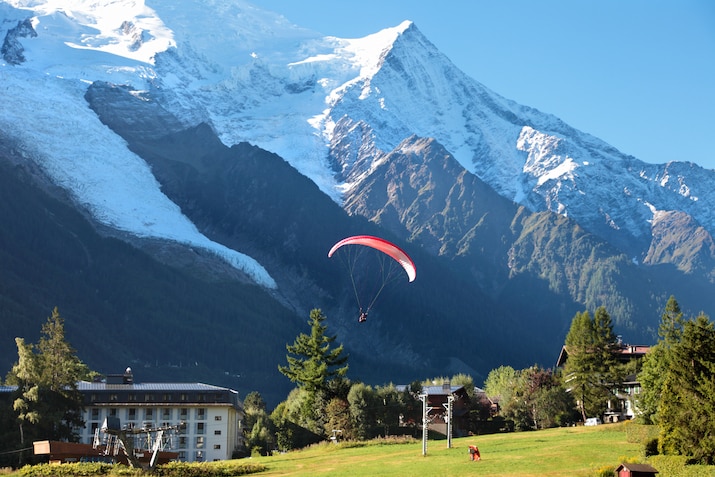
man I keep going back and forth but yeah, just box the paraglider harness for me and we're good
[358,310,368,323]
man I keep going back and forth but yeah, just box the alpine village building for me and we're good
[64,368,244,463]
[556,342,650,422]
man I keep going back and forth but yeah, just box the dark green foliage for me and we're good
[638,296,685,424]
[639,297,715,464]
[658,313,715,464]
[241,391,274,457]
[347,382,376,440]
[278,309,348,394]
[6,308,89,455]
[563,307,621,422]
[644,437,659,457]
[270,396,323,451]
[274,310,349,446]
[484,365,575,431]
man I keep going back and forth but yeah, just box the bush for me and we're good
[156,460,266,477]
[594,465,615,477]
[647,455,715,477]
[17,463,128,477]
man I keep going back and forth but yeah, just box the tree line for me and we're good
[1,299,714,467]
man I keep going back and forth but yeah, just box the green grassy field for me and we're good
[251,423,642,476]
[11,423,713,477]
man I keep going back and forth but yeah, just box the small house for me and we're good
[615,463,658,477]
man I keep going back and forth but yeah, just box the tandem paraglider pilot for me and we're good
[468,445,481,461]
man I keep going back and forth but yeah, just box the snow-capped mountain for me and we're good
[1,0,713,396]
[3,0,713,274]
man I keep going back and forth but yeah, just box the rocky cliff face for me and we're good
[1,17,36,64]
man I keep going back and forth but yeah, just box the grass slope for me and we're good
[252,424,641,477]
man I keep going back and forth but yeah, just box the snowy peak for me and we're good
[5,0,174,64]
[2,0,714,291]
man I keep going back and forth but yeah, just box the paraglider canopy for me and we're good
[328,235,416,282]
[328,234,416,322]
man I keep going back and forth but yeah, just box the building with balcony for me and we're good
[77,368,244,462]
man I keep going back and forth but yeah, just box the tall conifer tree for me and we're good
[638,296,684,423]
[658,313,715,464]
[278,308,348,393]
[6,307,90,458]
[563,307,620,422]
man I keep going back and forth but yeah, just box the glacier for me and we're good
[2,0,714,290]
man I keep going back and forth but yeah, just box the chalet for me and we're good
[420,383,471,437]
[556,342,650,422]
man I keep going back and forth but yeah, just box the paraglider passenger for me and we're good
[358,311,368,323]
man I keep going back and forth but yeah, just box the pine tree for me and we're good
[638,296,684,423]
[563,311,595,421]
[6,307,91,457]
[658,313,715,464]
[563,307,620,422]
[277,309,348,436]
[278,309,348,393]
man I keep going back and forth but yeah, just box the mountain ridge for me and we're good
[1,0,713,402]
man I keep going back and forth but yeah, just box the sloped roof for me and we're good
[422,385,465,396]
[615,463,658,473]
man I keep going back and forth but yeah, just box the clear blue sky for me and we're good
[254,1,715,170]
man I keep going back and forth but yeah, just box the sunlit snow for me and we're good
[2,0,714,290]
[0,0,275,288]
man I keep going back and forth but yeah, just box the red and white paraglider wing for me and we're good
[328,235,416,282]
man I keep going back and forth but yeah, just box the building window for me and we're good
[162,409,171,420]
[178,436,187,449]
[197,393,206,402]
[109,409,117,417]
[91,408,100,420]
[162,394,171,402]
[145,394,155,402]
[180,408,188,420]
[214,415,222,421]
[128,394,137,401]
[196,408,206,420]
[128,408,136,420]
[196,423,205,435]
[110,394,118,401]
[213,444,221,450]
[180,393,188,401]
[195,450,204,462]
[145,409,154,420]
[196,436,204,448]
[214,430,221,436]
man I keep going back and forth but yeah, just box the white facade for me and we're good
[77,369,244,462]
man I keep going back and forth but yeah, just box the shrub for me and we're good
[156,460,266,477]
[594,465,615,477]
[18,463,122,477]
[647,455,715,477]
